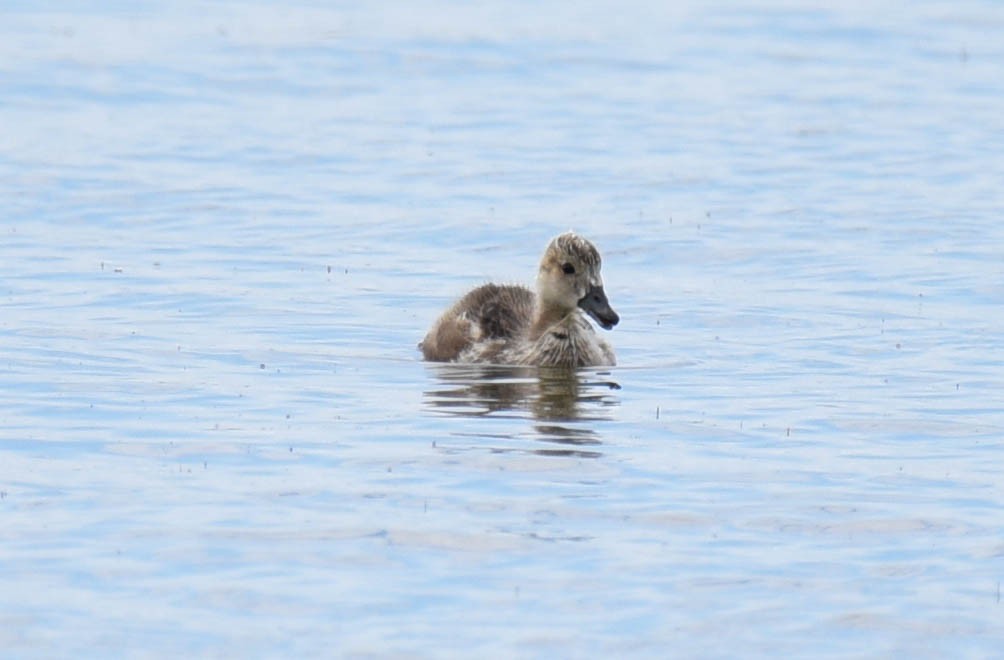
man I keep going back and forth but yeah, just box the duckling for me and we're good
[420,232,619,367]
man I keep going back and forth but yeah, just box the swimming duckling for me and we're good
[420,232,619,367]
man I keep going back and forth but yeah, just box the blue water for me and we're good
[2,1,1003,656]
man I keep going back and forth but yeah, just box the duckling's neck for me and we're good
[529,303,575,341]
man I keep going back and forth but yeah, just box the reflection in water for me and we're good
[422,364,620,457]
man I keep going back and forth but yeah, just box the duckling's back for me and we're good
[420,284,535,363]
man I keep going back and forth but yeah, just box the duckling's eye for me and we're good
[561,263,575,275]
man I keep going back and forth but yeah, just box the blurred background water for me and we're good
[2,0,1003,656]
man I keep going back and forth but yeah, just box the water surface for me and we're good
[2,1,1003,656]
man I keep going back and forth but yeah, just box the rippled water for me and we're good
[2,1,1003,656]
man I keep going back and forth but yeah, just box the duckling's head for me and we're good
[536,231,619,330]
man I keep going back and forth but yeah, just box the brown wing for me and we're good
[420,284,535,362]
